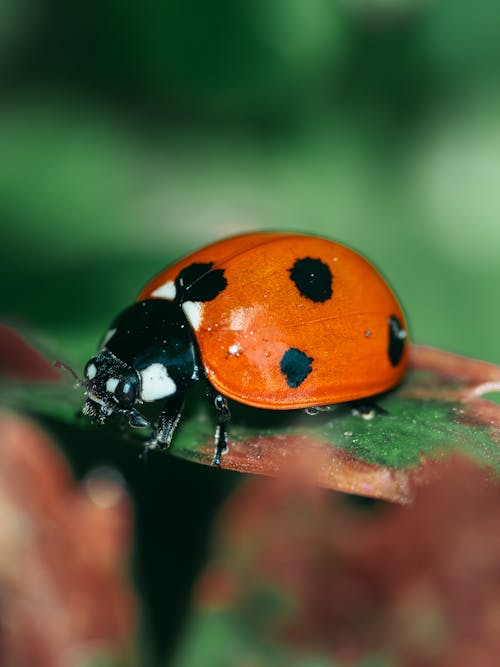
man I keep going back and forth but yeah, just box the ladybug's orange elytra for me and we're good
[138,232,408,409]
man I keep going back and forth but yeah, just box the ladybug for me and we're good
[81,232,408,465]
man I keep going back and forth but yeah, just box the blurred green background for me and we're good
[1,0,500,664]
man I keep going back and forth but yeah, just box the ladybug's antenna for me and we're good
[54,360,84,387]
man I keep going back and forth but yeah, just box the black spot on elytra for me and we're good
[388,315,406,366]
[175,262,227,303]
[289,257,333,303]
[280,347,313,388]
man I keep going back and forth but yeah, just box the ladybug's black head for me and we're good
[82,299,200,427]
[82,350,150,428]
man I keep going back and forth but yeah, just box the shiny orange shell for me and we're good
[138,233,409,409]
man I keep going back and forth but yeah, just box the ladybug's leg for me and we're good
[304,405,335,416]
[147,394,185,450]
[350,400,387,420]
[304,401,387,420]
[211,393,231,467]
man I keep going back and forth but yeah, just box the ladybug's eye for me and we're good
[114,379,137,405]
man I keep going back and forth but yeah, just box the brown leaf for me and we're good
[0,411,136,667]
[189,457,500,667]
[0,325,62,382]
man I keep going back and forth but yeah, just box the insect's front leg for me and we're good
[147,393,185,451]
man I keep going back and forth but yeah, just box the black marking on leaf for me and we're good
[388,315,406,366]
[175,262,227,303]
[280,347,314,388]
[289,257,333,303]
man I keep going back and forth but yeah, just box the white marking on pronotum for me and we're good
[86,363,97,380]
[182,301,203,331]
[102,328,117,347]
[152,280,176,300]
[139,363,177,401]
[106,377,120,393]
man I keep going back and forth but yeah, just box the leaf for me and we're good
[0,324,62,382]
[0,324,82,423]
[5,330,500,505]
[173,457,500,667]
[0,410,137,667]
[170,344,500,504]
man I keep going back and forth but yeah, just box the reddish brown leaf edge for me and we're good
[0,325,62,382]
